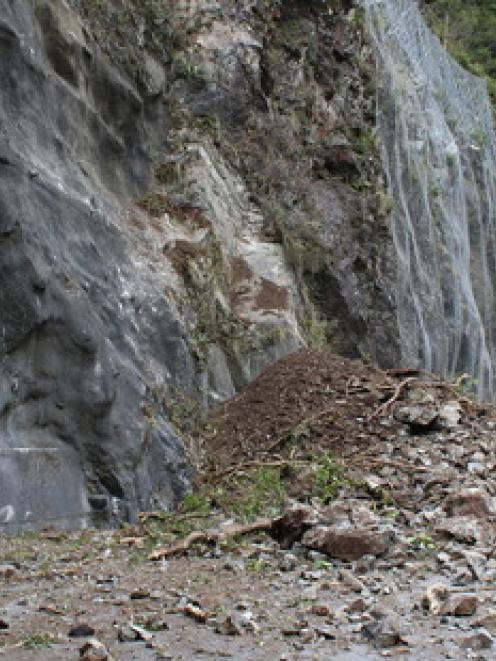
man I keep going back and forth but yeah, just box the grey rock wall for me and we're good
[0,0,195,530]
[0,0,399,531]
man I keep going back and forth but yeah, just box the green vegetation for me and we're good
[314,453,351,503]
[23,633,59,649]
[221,467,287,522]
[425,0,496,100]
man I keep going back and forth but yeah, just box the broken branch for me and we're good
[148,518,274,561]
[367,377,417,421]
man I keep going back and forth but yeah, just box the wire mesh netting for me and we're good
[363,0,496,399]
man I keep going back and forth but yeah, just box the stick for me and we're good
[148,518,274,560]
[352,458,432,473]
[367,377,417,421]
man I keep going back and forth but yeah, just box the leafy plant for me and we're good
[314,453,349,503]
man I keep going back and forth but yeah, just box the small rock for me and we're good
[319,501,351,527]
[339,569,365,593]
[69,624,96,638]
[117,625,137,643]
[436,517,478,544]
[302,526,392,561]
[310,604,332,617]
[347,598,367,613]
[144,616,169,631]
[438,401,462,428]
[474,611,496,632]
[0,619,9,630]
[279,553,298,572]
[117,624,153,643]
[79,638,111,661]
[394,405,438,433]
[460,629,493,651]
[0,564,18,580]
[130,590,151,600]
[215,615,243,636]
[444,490,494,519]
[447,594,478,617]
[314,624,336,640]
[362,617,406,649]
[131,625,153,642]
[422,584,452,615]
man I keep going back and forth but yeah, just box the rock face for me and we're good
[0,0,196,530]
[0,0,398,530]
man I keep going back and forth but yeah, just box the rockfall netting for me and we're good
[363,0,496,399]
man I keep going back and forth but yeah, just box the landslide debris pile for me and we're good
[200,348,490,474]
[3,350,496,658]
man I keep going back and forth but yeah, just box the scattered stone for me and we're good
[422,584,449,615]
[447,594,478,617]
[310,603,332,617]
[314,624,336,640]
[437,401,461,428]
[238,611,260,634]
[279,553,298,572]
[460,629,493,651]
[117,625,137,643]
[362,617,407,649]
[117,624,153,643]
[69,624,96,638]
[130,589,151,600]
[79,638,111,660]
[0,564,18,580]
[302,526,392,561]
[339,569,365,593]
[215,615,243,636]
[319,501,351,527]
[347,598,367,613]
[474,611,496,632]
[444,490,494,519]
[144,616,169,632]
[131,625,153,642]
[436,517,478,544]
[394,405,438,433]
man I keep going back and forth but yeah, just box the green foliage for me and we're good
[220,467,287,522]
[406,533,437,551]
[245,558,270,572]
[314,453,349,503]
[23,634,58,649]
[425,1,496,102]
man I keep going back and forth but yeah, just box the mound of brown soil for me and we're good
[199,349,486,475]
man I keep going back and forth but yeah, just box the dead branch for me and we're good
[148,518,274,561]
[139,511,212,524]
[352,458,432,473]
[386,368,428,378]
[367,377,417,421]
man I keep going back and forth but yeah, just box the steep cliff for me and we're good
[0,0,402,531]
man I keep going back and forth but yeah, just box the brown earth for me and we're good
[200,348,486,475]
